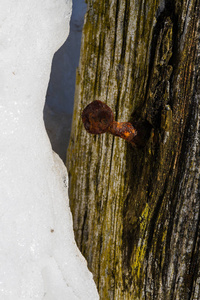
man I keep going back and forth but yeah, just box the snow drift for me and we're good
[0,0,98,299]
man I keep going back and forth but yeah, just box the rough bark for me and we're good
[67,0,200,299]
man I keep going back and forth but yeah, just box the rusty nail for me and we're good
[82,100,144,147]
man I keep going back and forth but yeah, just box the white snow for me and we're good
[0,0,99,299]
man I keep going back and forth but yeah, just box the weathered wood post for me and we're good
[67,1,200,299]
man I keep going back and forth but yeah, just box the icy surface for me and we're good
[0,1,98,299]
